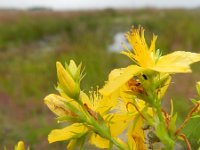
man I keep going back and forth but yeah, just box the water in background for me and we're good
[108,32,131,53]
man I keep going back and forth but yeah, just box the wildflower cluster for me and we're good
[44,26,200,150]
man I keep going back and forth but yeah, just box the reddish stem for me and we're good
[179,133,192,150]
[162,108,170,128]
[126,102,147,120]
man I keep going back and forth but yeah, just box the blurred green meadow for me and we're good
[0,9,200,149]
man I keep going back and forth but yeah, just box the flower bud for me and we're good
[44,94,74,117]
[56,60,82,99]
[15,141,25,150]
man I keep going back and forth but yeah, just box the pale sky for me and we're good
[1,0,200,10]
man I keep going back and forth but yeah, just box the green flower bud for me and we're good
[56,60,83,99]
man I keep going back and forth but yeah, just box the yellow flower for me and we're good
[123,26,157,68]
[122,26,200,73]
[81,91,133,148]
[99,68,152,149]
[100,26,200,96]
[99,65,155,116]
[45,91,131,149]
[14,141,25,150]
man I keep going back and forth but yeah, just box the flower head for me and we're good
[122,26,157,68]
[45,90,131,149]
[100,26,200,97]
[122,26,200,73]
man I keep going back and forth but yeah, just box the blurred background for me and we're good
[0,0,200,149]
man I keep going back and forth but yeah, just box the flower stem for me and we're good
[179,133,192,150]
[155,101,174,150]
[175,103,199,136]
[155,102,164,122]
[110,138,126,150]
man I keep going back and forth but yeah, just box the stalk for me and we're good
[154,99,175,150]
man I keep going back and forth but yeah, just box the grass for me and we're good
[0,9,200,149]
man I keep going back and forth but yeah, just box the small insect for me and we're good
[84,103,98,121]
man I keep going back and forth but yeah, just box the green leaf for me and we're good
[56,115,82,123]
[169,113,177,134]
[191,115,200,119]
[182,117,200,149]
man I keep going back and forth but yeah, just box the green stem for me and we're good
[110,138,126,150]
[155,102,174,150]
[155,102,164,122]
[92,119,126,150]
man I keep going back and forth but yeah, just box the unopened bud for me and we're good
[44,94,72,117]
[15,141,25,150]
[56,61,81,98]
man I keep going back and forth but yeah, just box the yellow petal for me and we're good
[128,117,147,150]
[109,114,133,137]
[149,34,157,53]
[153,51,200,73]
[100,65,143,96]
[108,68,125,81]
[90,133,110,148]
[96,96,118,114]
[48,123,87,143]
[124,26,155,68]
